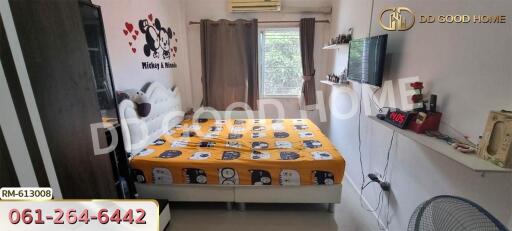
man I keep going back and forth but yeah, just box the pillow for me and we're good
[117,89,151,117]
[116,91,131,102]
[132,91,151,117]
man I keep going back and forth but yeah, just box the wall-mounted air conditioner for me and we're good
[229,0,281,13]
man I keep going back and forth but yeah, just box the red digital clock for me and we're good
[384,109,412,129]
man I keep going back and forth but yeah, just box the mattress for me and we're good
[130,119,345,186]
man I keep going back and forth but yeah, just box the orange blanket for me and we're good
[130,119,345,186]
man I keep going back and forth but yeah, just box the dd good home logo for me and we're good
[379,7,415,31]
[379,6,506,31]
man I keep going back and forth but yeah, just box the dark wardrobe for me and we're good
[5,0,119,198]
[0,129,18,187]
[0,13,21,188]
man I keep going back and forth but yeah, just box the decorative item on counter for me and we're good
[408,111,442,134]
[346,28,353,43]
[410,81,426,112]
[330,38,336,46]
[338,34,346,44]
[326,69,349,85]
[452,143,476,154]
[327,73,340,83]
[477,110,512,168]
[425,130,477,154]
[425,130,458,144]
[408,82,443,134]
[327,28,354,46]
[339,69,349,84]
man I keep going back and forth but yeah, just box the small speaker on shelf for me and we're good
[430,94,437,113]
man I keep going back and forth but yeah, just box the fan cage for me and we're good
[408,195,508,231]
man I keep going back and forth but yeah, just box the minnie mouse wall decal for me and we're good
[139,17,174,59]
[122,13,179,67]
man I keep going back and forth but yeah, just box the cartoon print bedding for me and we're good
[130,119,345,186]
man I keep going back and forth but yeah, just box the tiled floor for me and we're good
[166,181,379,231]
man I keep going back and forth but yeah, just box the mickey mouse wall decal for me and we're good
[139,18,160,58]
[139,17,174,59]
[122,13,179,69]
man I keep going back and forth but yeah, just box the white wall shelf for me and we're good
[368,116,512,173]
[322,44,348,50]
[320,80,348,87]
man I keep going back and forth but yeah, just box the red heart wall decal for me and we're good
[125,22,134,32]
[132,35,137,40]
[175,38,178,42]
[134,30,139,35]
[132,48,136,53]
[123,29,128,36]
[148,14,153,21]
[128,42,132,46]
[173,46,178,52]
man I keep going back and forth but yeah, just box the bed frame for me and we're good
[118,82,342,212]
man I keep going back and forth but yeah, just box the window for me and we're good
[259,28,303,97]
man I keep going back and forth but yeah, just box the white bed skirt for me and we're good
[135,183,342,204]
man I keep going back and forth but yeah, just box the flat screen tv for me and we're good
[347,34,388,87]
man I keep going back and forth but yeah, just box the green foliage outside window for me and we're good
[261,30,303,96]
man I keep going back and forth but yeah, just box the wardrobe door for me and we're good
[1,8,50,187]
[0,129,19,187]
[8,0,116,198]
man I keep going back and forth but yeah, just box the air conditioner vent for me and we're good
[229,0,281,12]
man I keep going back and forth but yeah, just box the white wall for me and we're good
[328,0,512,229]
[93,0,193,109]
[183,0,333,130]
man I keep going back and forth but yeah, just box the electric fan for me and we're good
[408,195,509,231]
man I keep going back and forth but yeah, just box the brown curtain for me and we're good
[200,19,259,110]
[300,18,316,108]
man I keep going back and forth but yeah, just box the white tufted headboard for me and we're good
[118,82,184,155]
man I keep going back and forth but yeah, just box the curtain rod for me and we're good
[189,20,330,25]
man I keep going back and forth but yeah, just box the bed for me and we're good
[119,82,345,211]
